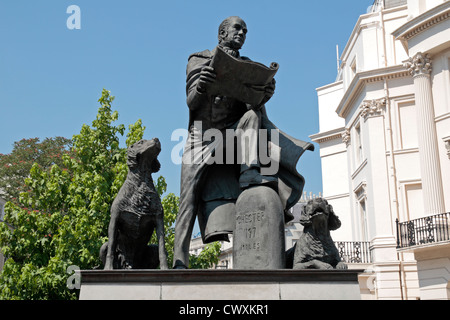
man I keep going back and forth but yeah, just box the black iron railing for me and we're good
[215,261,229,270]
[396,212,450,249]
[335,241,372,263]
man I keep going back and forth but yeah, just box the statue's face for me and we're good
[220,17,247,50]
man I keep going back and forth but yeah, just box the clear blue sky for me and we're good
[0,0,373,197]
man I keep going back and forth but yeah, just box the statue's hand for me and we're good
[197,66,216,93]
[265,78,276,99]
[259,79,276,106]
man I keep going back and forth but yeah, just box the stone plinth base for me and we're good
[79,269,364,300]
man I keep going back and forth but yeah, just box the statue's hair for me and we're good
[218,16,245,43]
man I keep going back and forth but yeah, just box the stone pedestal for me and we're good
[78,269,364,300]
[233,186,285,269]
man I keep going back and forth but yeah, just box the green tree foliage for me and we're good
[0,137,73,203]
[0,89,222,300]
[189,242,222,270]
[0,89,149,299]
[153,175,178,267]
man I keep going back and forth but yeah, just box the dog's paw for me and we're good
[336,262,348,270]
[312,260,334,270]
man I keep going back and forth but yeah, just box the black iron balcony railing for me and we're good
[335,241,372,263]
[396,212,450,249]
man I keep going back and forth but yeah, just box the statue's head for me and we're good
[218,16,247,50]
[127,138,161,173]
[300,198,342,231]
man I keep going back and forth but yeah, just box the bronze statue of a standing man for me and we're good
[173,16,314,269]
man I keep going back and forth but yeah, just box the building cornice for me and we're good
[316,80,343,94]
[393,1,450,53]
[336,65,410,118]
[309,127,345,144]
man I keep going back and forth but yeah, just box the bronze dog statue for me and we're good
[292,198,347,270]
[101,138,168,270]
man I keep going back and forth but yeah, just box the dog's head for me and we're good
[127,138,161,173]
[300,198,341,231]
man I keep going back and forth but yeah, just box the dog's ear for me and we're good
[299,203,312,227]
[127,144,138,169]
[151,158,161,173]
[327,205,342,231]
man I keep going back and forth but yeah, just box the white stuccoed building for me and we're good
[310,0,450,299]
